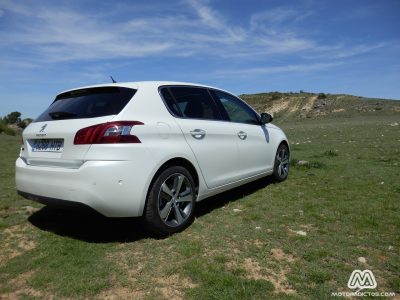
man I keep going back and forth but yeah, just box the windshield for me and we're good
[35,87,136,122]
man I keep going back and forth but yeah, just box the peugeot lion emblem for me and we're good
[40,124,47,132]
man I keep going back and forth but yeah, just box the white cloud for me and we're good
[251,8,298,27]
[0,0,314,63]
[0,0,388,67]
[250,7,314,30]
[216,62,342,77]
[333,43,387,58]
[186,0,245,42]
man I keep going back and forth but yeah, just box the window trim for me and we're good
[158,85,262,125]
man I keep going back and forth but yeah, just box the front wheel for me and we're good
[143,166,196,236]
[273,144,290,182]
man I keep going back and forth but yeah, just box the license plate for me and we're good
[31,139,64,152]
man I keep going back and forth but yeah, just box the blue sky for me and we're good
[0,0,399,118]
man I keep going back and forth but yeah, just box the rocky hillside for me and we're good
[240,92,400,120]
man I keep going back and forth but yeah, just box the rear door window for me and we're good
[161,86,222,120]
[35,87,136,122]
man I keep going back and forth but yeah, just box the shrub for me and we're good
[270,92,281,100]
[2,126,16,136]
[3,111,21,124]
[323,150,338,157]
[317,93,327,99]
[18,120,27,129]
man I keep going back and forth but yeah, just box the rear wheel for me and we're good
[273,144,290,182]
[143,166,196,236]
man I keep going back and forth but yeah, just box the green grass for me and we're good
[0,113,399,299]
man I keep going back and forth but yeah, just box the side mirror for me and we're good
[260,113,273,124]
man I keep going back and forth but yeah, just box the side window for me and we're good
[168,87,221,120]
[213,91,259,125]
[160,88,182,117]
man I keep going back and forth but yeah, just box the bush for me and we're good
[270,92,281,100]
[0,124,16,136]
[317,93,327,99]
[3,111,21,124]
[323,150,338,157]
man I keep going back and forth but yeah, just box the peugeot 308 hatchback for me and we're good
[16,81,290,235]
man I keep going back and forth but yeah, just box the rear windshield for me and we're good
[35,87,136,122]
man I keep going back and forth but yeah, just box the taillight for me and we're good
[74,121,144,145]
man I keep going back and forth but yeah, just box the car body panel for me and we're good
[173,118,241,189]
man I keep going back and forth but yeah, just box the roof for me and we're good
[58,81,225,95]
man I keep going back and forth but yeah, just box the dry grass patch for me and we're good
[302,95,318,113]
[155,274,198,300]
[268,100,289,115]
[0,224,36,264]
[242,258,296,294]
[0,271,47,299]
[97,283,145,300]
[271,248,296,263]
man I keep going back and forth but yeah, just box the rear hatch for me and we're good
[21,86,136,168]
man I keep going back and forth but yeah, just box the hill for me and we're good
[240,92,400,121]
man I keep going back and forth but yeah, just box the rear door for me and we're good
[211,90,274,178]
[161,86,241,189]
[21,86,136,168]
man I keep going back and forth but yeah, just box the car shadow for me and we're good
[28,206,149,243]
[28,176,274,243]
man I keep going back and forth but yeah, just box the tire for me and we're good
[143,166,196,236]
[273,144,290,182]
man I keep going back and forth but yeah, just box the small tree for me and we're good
[270,92,281,100]
[17,118,33,129]
[317,93,327,99]
[4,111,22,124]
[18,120,27,129]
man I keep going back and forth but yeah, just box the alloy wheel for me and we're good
[276,147,289,178]
[157,173,194,227]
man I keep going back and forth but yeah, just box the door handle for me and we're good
[190,129,206,139]
[237,131,247,140]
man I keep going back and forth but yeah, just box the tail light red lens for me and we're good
[74,121,144,145]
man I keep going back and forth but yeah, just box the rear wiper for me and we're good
[48,111,78,119]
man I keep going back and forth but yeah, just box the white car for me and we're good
[16,81,290,235]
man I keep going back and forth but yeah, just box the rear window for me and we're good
[35,87,136,122]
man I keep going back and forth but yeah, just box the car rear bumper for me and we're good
[15,157,149,217]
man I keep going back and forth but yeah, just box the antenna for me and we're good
[110,76,117,83]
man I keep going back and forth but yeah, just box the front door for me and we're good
[211,90,274,178]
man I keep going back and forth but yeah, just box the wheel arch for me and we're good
[141,157,200,217]
[152,157,199,190]
[279,139,290,153]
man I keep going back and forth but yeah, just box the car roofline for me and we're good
[56,81,231,97]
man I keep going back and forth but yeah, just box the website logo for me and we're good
[347,270,377,291]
